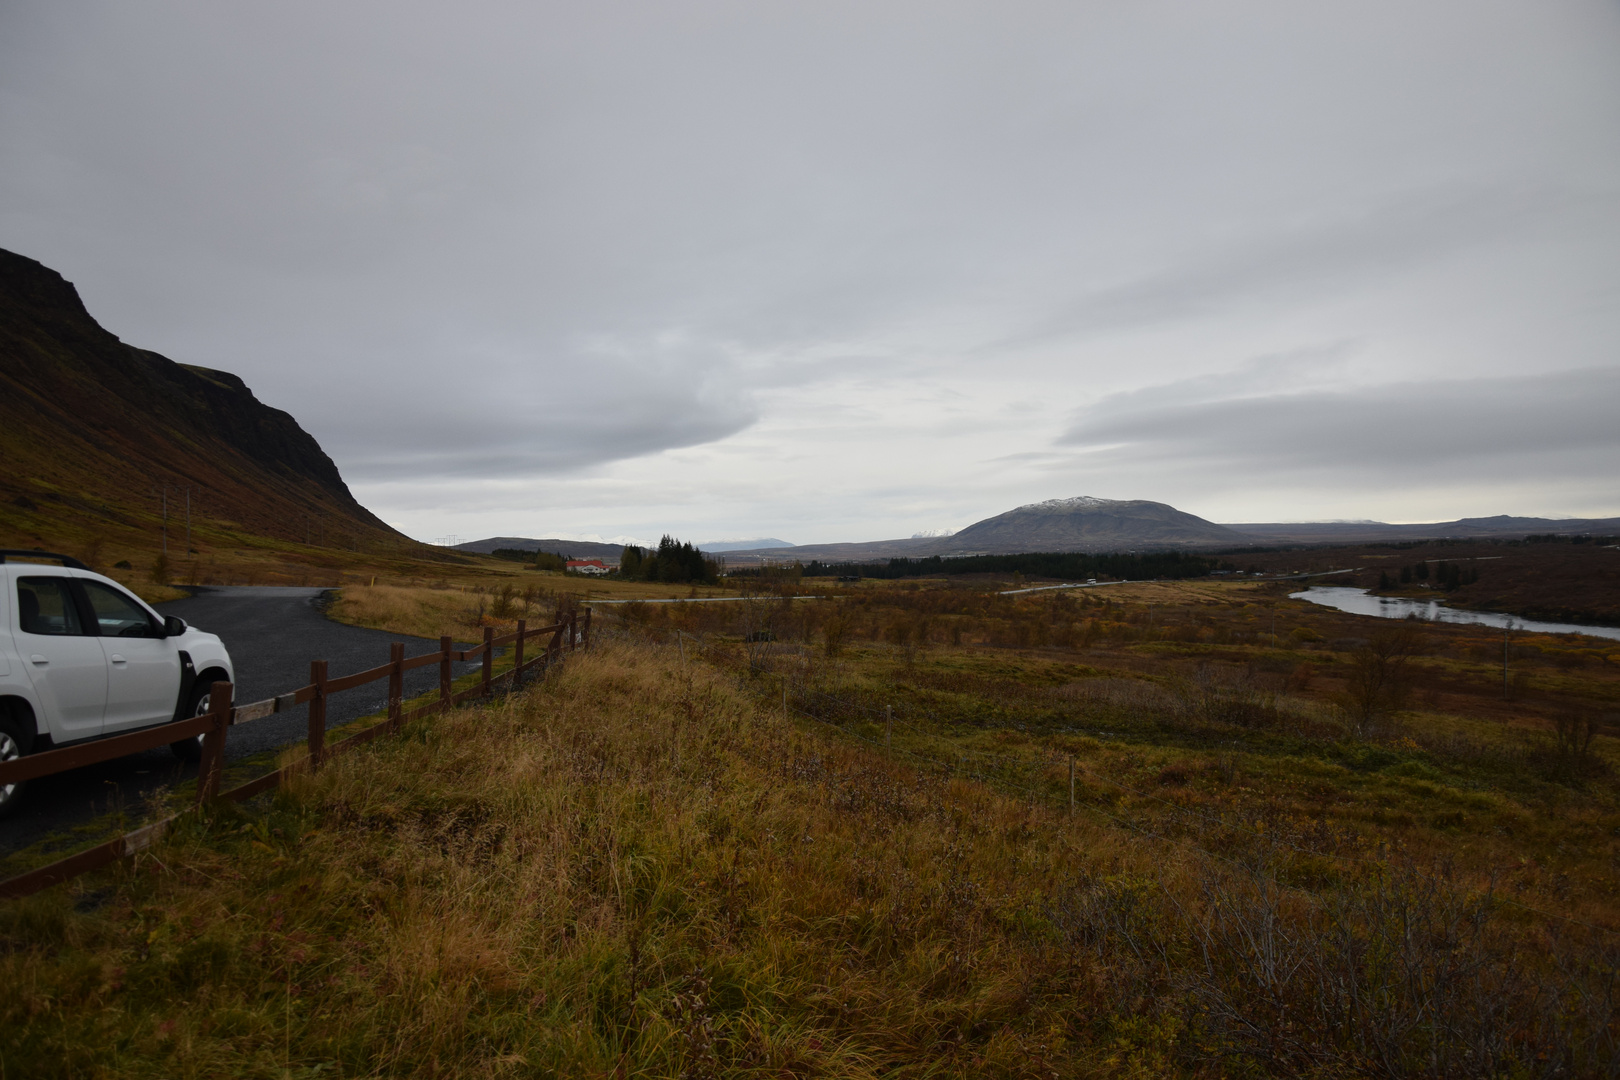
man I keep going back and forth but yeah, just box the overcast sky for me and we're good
[3,2,1617,545]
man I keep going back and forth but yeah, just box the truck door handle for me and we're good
[110,655,127,665]
[30,655,48,665]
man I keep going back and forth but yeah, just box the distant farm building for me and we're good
[566,558,612,575]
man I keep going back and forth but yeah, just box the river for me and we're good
[1289,586,1620,644]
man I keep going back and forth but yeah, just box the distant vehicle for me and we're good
[0,552,234,816]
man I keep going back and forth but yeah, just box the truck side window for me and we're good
[16,577,85,636]
[79,581,157,638]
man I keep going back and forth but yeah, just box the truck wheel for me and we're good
[170,681,211,761]
[0,710,34,819]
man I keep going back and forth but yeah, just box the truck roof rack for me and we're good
[0,550,90,570]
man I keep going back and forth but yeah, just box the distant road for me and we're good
[1,586,476,857]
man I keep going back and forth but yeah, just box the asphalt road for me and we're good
[1,586,478,857]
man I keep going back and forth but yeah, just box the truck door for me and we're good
[15,576,107,741]
[78,580,183,733]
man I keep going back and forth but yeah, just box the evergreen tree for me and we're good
[621,536,719,584]
[619,545,645,577]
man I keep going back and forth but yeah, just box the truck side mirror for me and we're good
[163,615,187,638]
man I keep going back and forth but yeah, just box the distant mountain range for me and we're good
[1224,516,1620,544]
[697,538,795,552]
[455,499,1620,568]
[450,536,628,560]
[711,498,1620,564]
[714,497,1248,563]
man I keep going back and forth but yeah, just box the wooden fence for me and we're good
[0,609,591,900]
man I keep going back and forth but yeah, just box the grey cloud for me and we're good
[1058,367,1620,480]
[329,400,756,482]
[994,185,1614,351]
[2,2,1618,536]
[312,345,758,482]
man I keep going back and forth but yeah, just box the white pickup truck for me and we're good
[0,551,234,816]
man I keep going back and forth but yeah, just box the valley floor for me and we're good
[3,580,1618,1076]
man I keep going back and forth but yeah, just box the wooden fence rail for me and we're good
[0,609,591,900]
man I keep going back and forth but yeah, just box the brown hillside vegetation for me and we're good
[0,248,437,577]
[5,585,1619,1077]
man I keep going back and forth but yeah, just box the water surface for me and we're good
[1289,586,1620,644]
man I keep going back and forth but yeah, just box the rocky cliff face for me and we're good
[0,247,399,552]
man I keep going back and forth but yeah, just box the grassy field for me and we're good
[3,578,1618,1077]
[615,578,1620,931]
[2,491,729,604]
[326,578,739,641]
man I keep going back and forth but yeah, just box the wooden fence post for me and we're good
[547,622,564,677]
[481,626,494,697]
[196,680,232,806]
[440,635,453,713]
[389,642,405,733]
[308,660,328,771]
[514,619,526,688]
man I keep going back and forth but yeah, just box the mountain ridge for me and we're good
[0,248,409,561]
[451,536,628,561]
[719,499,1620,563]
[719,497,1247,563]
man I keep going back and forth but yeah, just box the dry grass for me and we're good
[2,635,1617,1078]
[615,580,1620,932]
[326,580,745,641]
[327,582,543,639]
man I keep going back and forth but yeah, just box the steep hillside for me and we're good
[0,248,412,564]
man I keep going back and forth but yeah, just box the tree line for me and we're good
[797,550,1219,581]
[1379,560,1480,591]
[619,536,723,583]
